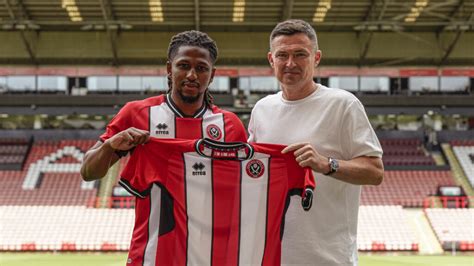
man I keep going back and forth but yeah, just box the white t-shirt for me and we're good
[248,85,383,266]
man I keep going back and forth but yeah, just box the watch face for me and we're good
[330,158,339,171]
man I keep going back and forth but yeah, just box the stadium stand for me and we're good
[425,208,474,251]
[361,171,455,207]
[380,138,435,166]
[0,139,97,206]
[0,206,133,251]
[358,206,418,251]
[0,0,473,260]
[0,138,30,170]
[451,141,474,187]
[0,138,138,251]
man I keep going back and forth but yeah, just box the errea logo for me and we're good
[192,162,206,176]
[155,123,169,135]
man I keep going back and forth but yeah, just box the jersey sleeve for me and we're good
[284,154,315,211]
[119,144,167,198]
[223,111,248,142]
[100,102,135,142]
[285,153,315,194]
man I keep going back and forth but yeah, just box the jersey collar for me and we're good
[195,138,254,161]
[166,93,207,118]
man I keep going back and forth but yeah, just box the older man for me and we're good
[248,19,384,265]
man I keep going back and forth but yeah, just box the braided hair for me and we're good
[167,30,217,106]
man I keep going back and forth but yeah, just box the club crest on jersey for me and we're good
[155,123,169,135]
[246,159,265,178]
[192,162,206,176]
[206,124,222,140]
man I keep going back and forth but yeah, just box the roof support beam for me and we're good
[1,19,469,27]
[359,0,390,65]
[16,0,30,20]
[281,0,294,21]
[394,30,442,51]
[362,0,377,21]
[4,0,37,65]
[440,12,473,65]
[448,0,465,20]
[99,0,118,65]
[372,56,421,67]
[422,10,454,21]
[391,0,457,21]
[438,0,465,32]
[194,0,200,31]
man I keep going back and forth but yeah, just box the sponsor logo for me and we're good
[206,124,222,140]
[155,123,169,135]
[246,159,265,178]
[212,150,237,158]
[192,162,206,176]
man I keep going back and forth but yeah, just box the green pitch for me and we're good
[0,253,472,266]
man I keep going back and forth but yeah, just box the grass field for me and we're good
[0,253,472,266]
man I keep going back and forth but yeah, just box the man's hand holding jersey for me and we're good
[282,142,330,174]
[105,127,150,152]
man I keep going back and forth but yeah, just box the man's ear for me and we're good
[268,52,274,68]
[210,67,216,83]
[166,60,172,75]
[314,50,322,68]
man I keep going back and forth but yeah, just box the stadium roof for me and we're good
[0,0,472,32]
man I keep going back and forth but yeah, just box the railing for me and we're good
[423,196,473,208]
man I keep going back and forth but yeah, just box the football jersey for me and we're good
[100,93,247,142]
[120,138,315,266]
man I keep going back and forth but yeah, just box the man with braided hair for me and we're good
[81,31,247,265]
[81,30,247,180]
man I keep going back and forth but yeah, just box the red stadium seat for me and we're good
[0,140,97,206]
[425,208,474,251]
[361,171,455,207]
[20,242,36,251]
[61,242,77,251]
[101,242,118,251]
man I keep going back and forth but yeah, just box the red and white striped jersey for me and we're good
[100,94,248,265]
[100,93,247,143]
[120,138,315,266]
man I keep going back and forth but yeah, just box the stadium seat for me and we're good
[358,206,418,251]
[361,171,455,207]
[425,208,474,251]
[452,145,474,187]
[0,206,134,251]
[380,139,435,166]
[0,140,97,206]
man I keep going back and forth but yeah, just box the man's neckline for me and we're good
[281,83,321,103]
[165,93,208,118]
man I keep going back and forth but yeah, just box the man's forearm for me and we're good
[330,156,384,186]
[80,141,119,181]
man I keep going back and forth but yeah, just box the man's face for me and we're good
[167,46,215,104]
[268,33,321,89]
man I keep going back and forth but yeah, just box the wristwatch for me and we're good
[324,157,339,175]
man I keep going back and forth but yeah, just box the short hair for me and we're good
[167,30,218,64]
[269,19,319,51]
